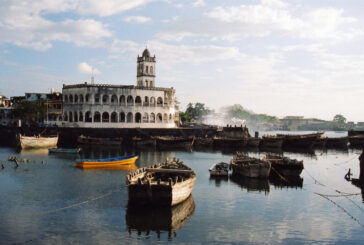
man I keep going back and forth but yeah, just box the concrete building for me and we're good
[61,48,177,128]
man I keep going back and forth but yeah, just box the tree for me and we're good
[181,102,212,122]
[333,114,346,124]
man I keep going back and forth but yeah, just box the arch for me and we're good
[111,95,118,104]
[79,111,83,122]
[142,113,149,123]
[127,95,134,106]
[144,96,149,106]
[102,112,109,122]
[111,112,117,122]
[135,112,142,123]
[64,95,68,103]
[102,95,109,104]
[69,95,73,103]
[69,111,73,122]
[145,80,149,87]
[157,113,162,123]
[127,112,133,123]
[74,95,78,103]
[79,94,84,103]
[135,96,142,106]
[85,111,92,122]
[150,113,155,123]
[85,94,90,103]
[120,112,125,122]
[74,111,78,122]
[157,97,163,106]
[163,113,168,123]
[150,66,153,74]
[95,94,100,103]
[120,95,126,105]
[94,111,101,122]
[150,97,156,106]
[169,114,172,122]
[146,66,149,73]
[64,112,68,121]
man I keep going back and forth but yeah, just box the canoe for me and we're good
[76,155,138,168]
[230,152,271,178]
[49,148,80,153]
[126,159,196,206]
[17,134,58,149]
[209,162,229,176]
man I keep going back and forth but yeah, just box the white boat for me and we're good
[17,134,58,149]
[209,162,229,176]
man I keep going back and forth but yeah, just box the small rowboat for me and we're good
[17,134,58,149]
[76,155,138,169]
[49,148,80,154]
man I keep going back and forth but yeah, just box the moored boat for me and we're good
[48,148,80,154]
[264,153,304,176]
[76,155,138,169]
[126,158,196,206]
[194,137,213,148]
[213,137,247,147]
[133,137,157,148]
[247,137,260,147]
[156,136,194,150]
[209,162,229,176]
[259,136,283,149]
[277,132,323,149]
[313,137,327,148]
[230,152,271,178]
[77,135,123,145]
[349,135,364,148]
[325,137,349,148]
[17,134,58,149]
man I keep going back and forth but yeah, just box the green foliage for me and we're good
[224,104,278,123]
[13,101,46,121]
[181,102,212,122]
[333,114,346,124]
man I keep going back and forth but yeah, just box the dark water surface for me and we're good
[1,144,364,244]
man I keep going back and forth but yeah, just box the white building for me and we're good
[61,49,178,128]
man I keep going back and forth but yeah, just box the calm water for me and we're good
[1,133,364,244]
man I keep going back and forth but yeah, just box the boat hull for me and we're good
[76,156,138,168]
[326,137,348,148]
[213,138,247,147]
[231,161,271,178]
[259,138,283,148]
[19,135,58,149]
[247,138,260,147]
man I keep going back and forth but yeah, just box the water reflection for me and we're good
[229,174,270,194]
[209,175,228,187]
[269,175,303,189]
[126,195,195,240]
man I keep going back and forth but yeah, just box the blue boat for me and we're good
[76,155,138,169]
[48,148,80,154]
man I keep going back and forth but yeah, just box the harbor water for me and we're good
[0,132,364,244]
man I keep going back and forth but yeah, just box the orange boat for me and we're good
[76,155,138,169]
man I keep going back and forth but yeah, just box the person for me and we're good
[359,149,364,181]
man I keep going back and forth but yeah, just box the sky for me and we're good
[0,0,364,122]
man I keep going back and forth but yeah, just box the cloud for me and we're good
[124,16,152,23]
[158,0,362,42]
[192,0,205,7]
[78,62,100,75]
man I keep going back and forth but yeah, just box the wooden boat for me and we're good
[76,155,138,169]
[247,137,260,147]
[132,137,156,148]
[313,137,327,148]
[349,135,364,148]
[209,162,229,176]
[48,148,80,153]
[325,137,349,148]
[264,153,304,176]
[126,195,195,237]
[126,158,196,206]
[277,132,323,148]
[259,136,283,149]
[213,137,247,147]
[230,152,271,178]
[77,135,122,145]
[194,137,213,148]
[17,134,58,149]
[156,136,194,150]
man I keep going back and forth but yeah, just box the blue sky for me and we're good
[1,0,364,121]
